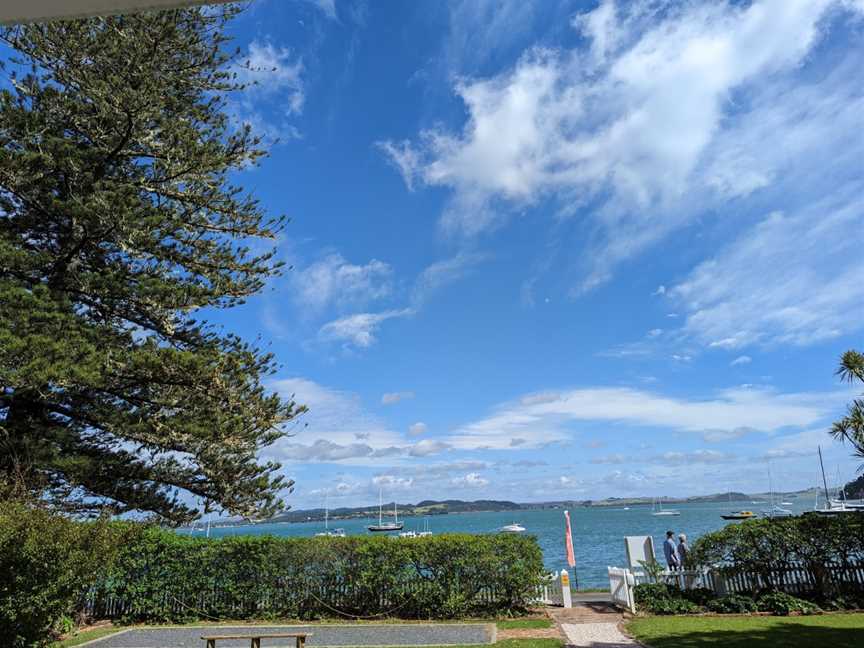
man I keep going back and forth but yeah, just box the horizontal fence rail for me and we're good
[82,576,535,620]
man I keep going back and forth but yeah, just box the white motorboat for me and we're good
[500,522,526,533]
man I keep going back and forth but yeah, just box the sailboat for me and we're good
[399,517,433,538]
[762,461,793,518]
[651,496,680,517]
[315,495,346,537]
[813,447,861,516]
[367,489,404,532]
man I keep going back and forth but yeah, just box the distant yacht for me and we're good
[651,497,680,517]
[367,489,404,532]
[314,495,346,538]
[762,461,793,518]
[500,522,526,533]
[399,518,433,538]
[721,510,757,520]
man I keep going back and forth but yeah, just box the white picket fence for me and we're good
[535,571,566,606]
[607,561,864,613]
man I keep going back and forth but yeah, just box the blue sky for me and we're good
[205,0,864,508]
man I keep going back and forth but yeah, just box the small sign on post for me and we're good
[560,569,572,608]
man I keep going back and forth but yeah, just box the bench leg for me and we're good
[207,641,215,648]
[297,637,305,648]
[251,639,261,648]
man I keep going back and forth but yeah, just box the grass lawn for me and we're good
[627,612,864,648]
[496,619,553,630]
[54,625,123,647]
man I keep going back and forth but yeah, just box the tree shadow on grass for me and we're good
[635,621,863,648]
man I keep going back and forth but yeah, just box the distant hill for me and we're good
[213,488,823,527]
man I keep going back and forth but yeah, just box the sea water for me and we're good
[194,499,813,589]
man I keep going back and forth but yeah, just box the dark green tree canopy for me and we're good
[0,6,303,524]
[831,349,864,469]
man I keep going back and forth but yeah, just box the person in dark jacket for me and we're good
[663,530,680,569]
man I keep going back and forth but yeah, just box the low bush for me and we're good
[757,591,821,616]
[706,593,758,614]
[92,526,545,622]
[633,583,698,615]
[681,587,715,607]
[0,501,122,648]
[689,515,864,600]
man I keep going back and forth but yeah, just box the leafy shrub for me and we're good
[706,594,758,614]
[757,592,821,616]
[92,527,545,622]
[690,515,864,600]
[0,501,121,648]
[681,587,715,607]
[633,583,698,615]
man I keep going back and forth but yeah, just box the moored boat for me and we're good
[500,522,526,533]
[368,489,404,532]
[721,510,757,520]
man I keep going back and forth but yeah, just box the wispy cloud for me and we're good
[671,190,864,350]
[298,0,337,21]
[382,391,415,405]
[408,422,428,436]
[268,378,450,464]
[379,0,863,292]
[318,309,413,348]
[446,385,849,450]
[291,253,393,316]
[231,39,306,142]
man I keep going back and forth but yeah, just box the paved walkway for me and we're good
[81,623,496,647]
[549,603,640,648]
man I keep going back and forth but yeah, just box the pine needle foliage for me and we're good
[0,6,303,524]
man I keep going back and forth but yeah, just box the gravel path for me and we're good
[561,622,637,647]
[82,624,495,647]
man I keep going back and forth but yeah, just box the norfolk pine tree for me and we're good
[0,6,305,524]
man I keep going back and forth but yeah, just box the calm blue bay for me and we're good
[196,499,815,589]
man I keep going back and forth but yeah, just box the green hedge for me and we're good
[0,502,123,648]
[689,514,864,599]
[90,526,546,622]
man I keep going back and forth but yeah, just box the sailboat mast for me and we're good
[818,446,831,508]
[394,499,398,523]
[378,489,383,525]
[325,494,329,531]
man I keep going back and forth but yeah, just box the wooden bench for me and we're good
[201,632,310,648]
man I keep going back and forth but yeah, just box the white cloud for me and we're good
[447,385,849,451]
[731,356,752,366]
[672,191,864,349]
[230,39,306,142]
[372,475,415,490]
[408,439,451,457]
[411,252,486,307]
[450,472,490,488]
[291,254,392,315]
[382,391,415,405]
[269,378,449,464]
[318,309,413,348]
[408,422,428,436]
[379,0,862,290]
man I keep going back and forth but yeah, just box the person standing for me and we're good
[677,533,689,567]
[663,530,680,570]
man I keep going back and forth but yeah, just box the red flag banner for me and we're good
[564,510,576,568]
